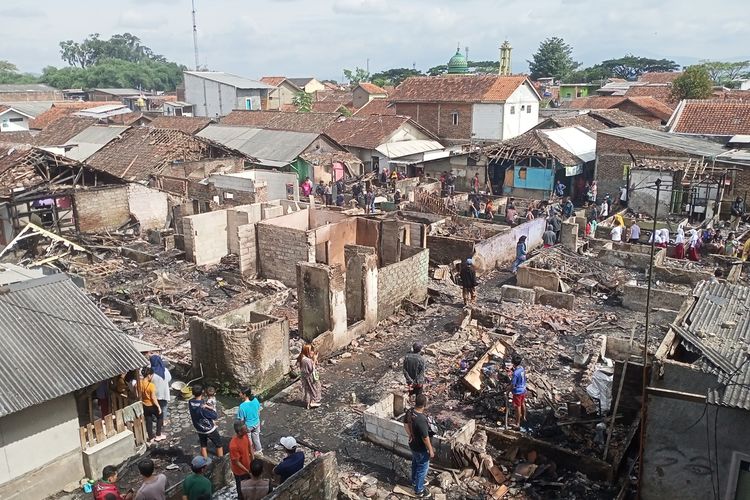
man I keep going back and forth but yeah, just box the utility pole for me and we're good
[192,0,200,70]
[366,58,370,79]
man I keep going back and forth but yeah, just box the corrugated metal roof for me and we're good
[0,263,46,286]
[677,281,750,410]
[0,273,147,417]
[0,101,55,117]
[92,88,141,96]
[541,126,596,162]
[74,104,132,118]
[198,125,318,163]
[62,125,129,161]
[375,140,443,159]
[0,84,58,93]
[185,71,272,90]
[599,126,729,157]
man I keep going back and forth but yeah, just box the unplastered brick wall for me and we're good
[74,186,130,233]
[376,245,429,321]
[127,184,168,231]
[182,210,228,266]
[266,452,339,500]
[257,223,315,286]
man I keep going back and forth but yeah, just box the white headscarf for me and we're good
[660,228,671,243]
[689,229,699,246]
[675,226,685,244]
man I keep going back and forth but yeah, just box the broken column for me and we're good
[344,245,378,329]
[297,262,347,343]
[561,221,579,251]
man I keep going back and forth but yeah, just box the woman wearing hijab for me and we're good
[512,236,527,274]
[688,229,701,261]
[297,345,321,409]
[149,353,172,428]
[657,228,670,249]
[674,226,686,259]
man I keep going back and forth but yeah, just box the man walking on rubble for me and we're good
[509,354,527,430]
[404,343,427,399]
[405,394,434,498]
[459,258,478,306]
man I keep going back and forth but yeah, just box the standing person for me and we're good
[403,343,427,399]
[472,173,480,193]
[509,355,527,430]
[585,182,595,206]
[394,189,402,205]
[742,236,750,261]
[404,394,434,498]
[588,203,599,224]
[351,181,362,201]
[324,182,333,206]
[182,457,213,500]
[446,172,455,196]
[725,232,740,257]
[731,196,745,230]
[674,226,686,259]
[610,220,623,243]
[543,225,556,248]
[365,188,375,214]
[599,198,609,220]
[273,437,305,483]
[619,185,628,209]
[149,354,171,429]
[590,181,598,202]
[562,197,574,219]
[188,385,224,459]
[554,180,565,198]
[300,177,313,198]
[229,421,254,500]
[549,211,562,243]
[525,208,535,222]
[505,204,518,225]
[688,229,701,262]
[336,190,345,207]
[238,388,263,455]
[94,465,134,500]
[485,198,495,220]
[297,345,321,409]
[460,258,478,306]
[135,458,167,500]
[315,180,326,204]
[629,219,641,244]
[139,368,163,443]
[241,460,273,500]
[511,236,527,274]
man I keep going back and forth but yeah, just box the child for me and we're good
[205,386,217,411]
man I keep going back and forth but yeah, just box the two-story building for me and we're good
[260,77,303,111]
[184,71,273,117]
[388,74,540,145]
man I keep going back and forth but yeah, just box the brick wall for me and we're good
[182,210,228,266]
[473,217,546,274]
[257,223,314,286]
[345,245,376,324]
[0,90,61,102]
[127,184,168,231]
[595,133,689,200]
[189,312,290,392]
[426,235,475,265]
[376,245,429,321]
[74,186,130,233]
[616,102,663,124]
[393,102,472,142]
[238,223,256,276]
[266,452,338,500]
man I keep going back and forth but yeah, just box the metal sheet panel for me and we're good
[599,126,729,157]
[375,140,443,159]
[184,72,272,90]
[0,273,147,417]
[541,126,596,162]
[198,125,317,163]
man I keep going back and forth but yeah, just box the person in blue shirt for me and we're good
[238,388,263,454]
[511,236,527,274]
[509,354,527,429]
[555,180,565,197]
[562,197,574,219]
[273,437,305,483]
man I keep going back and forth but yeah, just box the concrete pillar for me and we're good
[297,262,347,342]
[561,221,579,251]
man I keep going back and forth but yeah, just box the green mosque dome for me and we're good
[447,47,468,74]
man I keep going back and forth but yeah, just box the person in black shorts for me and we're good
[188,385,224,459]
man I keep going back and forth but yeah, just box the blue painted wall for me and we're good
[514,166,553,191]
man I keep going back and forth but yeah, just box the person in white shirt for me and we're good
[629,221,641,244]
[619,186,628,208]
[610,221,623,242]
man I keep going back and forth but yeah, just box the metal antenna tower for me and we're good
[191,0,200,70]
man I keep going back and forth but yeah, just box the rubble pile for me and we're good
[532,246,632,294]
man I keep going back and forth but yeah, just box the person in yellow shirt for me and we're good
[140,367,164,443]
[742,237,750,261]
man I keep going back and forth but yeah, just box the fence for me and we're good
[79,401,148,450]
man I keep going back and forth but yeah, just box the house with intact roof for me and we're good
[183,71,273,117]
[260,77,302,110]
[388,75,540,144]
[667,100,750,140]
[352,82,388,109]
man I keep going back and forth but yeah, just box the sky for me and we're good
[2,0,748,81]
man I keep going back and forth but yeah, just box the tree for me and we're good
[698,60,750,87]
[370,68,423,87]
[0,60,38,84]
[528,37,580,81]
[59,33,167,69]
[563,64,611,84]
[292,91,313,112]
[343,67,370,85]
[671,65,713,100]
[598,55,679,81]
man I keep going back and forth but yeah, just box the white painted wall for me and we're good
[0,394,81,485]
[471,103,503,141]
[185,73,244,117]
[502,83,540,140]
[384,122,432,143]
[0,110,29,132]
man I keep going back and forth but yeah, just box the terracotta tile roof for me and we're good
[564,96,673,121]
[389,75,530,103]
[220,110,340,133]
[669,100,750,135]
[491,129,582,166]
[324,115,420,149]
[260,76,291,87]
[586,109,660,129]
[638,72,682,84]
[86,127,237,182]
[0,131,35,145]
[353,98,397,116]
[29,101,113,129]
[0,147,81,197]
[33,116,97,146]
[711,89,750,102]
[357,82,387,95]
[543,114,611,132]
[312,101,349,113]
[150,115,213,134]
[109,112,152,126]
[624,84,676,106]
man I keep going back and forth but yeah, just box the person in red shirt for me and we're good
[229,421,254,500]
[93,465,133,500]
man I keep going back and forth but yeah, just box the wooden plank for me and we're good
[94,419,105,443]
[104,414,116,438]
[86,423,96,447]
[79,427,88,450]
[462,341,508,393]
[646,386,706,404]
[492,485,509,499]
[603,360,628,460]
[115,409,125,432]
